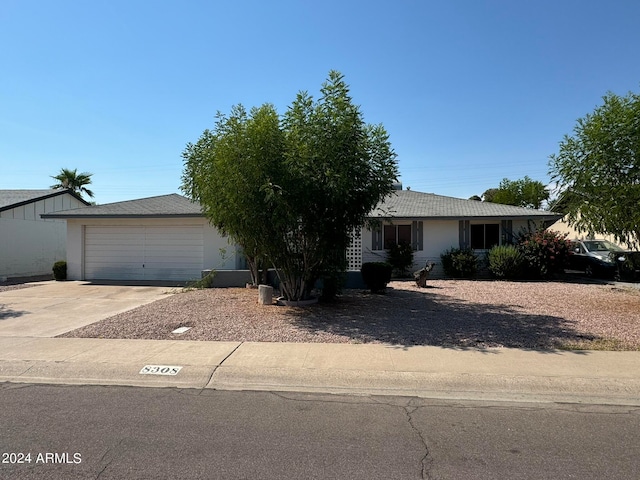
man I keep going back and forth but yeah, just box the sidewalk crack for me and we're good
[201,342,243,392]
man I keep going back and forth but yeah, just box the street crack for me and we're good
[403,404,433,480]
[95,438,125,480]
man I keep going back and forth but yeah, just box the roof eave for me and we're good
[41,213,204,219]
[0,189,90,212]
[367,214,564,221]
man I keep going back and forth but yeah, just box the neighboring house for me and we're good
[44,189,562,283]
[42,194,244,283]
[346,189,563,276]
[550,216,622,247]
[0,189,89,280]
[546,191,627,248]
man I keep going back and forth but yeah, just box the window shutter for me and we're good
[459,220,470,248]
[412,220,424,251]
[372,227,382,250]
[501,220,514,244]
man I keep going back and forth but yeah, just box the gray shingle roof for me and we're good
[370,190,562,220]
[40,190,561,221]
[0,189,88,211]
[42,194,203,218]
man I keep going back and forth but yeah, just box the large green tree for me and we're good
[480,177,549,209]
[181,104,282,285]
[481,188,499,203]
[182,71,398,300]
[549,89,640,248]
[50,168,94,199]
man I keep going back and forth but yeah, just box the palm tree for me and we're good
[50,168,95,199]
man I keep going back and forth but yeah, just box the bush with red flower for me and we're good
[516,230,573,279]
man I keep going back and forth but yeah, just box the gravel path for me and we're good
[59,279,640,350]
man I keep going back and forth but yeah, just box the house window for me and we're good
[372,222,423,251]
[470,224,500,249]
[384,224,412,248]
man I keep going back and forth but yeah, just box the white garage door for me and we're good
[84,226,204,281]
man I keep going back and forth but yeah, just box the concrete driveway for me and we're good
[0,281,173,337]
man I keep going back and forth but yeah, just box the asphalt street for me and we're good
[1,383,639,480]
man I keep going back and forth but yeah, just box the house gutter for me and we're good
[40,214,205,219]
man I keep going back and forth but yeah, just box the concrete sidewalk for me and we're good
[3,280,639,406]
[2,337,640,406]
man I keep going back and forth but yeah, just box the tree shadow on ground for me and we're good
[285,286,599,350]
[0,304,26,320]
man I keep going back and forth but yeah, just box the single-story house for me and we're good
[43,188,562,284]
[0,189,89,280]
[355,188,563,276]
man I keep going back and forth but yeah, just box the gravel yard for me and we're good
[58,279,640,350]
[0,283,36,293]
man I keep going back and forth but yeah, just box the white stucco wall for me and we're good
[360,218,549,278]
[65,217,239,281]
[510,218,546,239]
[0,218,67,278]
[0,193,86,279]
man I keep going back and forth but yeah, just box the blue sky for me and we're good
[1,0,639,205]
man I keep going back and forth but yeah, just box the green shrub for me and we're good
[516,230,572,279]
[487,245,524,279]
[185,270,216,289]
[320,270,345,302]
[360,262,392,293]
[52,261,67,281]
[386,241,414,277]
[440,248,478,278]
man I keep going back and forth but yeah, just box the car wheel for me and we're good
[585,265,594,277]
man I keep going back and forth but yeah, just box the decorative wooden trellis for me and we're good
[346,228,363,271]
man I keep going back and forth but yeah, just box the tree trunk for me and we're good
[246,255,263,286]
[414,262,435,288]
[259,261,269,285]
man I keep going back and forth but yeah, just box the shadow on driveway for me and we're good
[0,304,27,320]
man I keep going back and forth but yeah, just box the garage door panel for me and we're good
[143,245,204,254]
[144,249,202,263]
[86,250,144,259]
[85,232,145,241]
[84,226,204,281]
[85,228,144,241]
[86,259,144,268]
[85,266,146,281]
[145,235,203,246]
[145,230,202,239]
[144,259,204,268]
